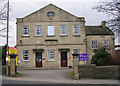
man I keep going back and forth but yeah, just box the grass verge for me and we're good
[16,72,23,77]
[70,71,74,79]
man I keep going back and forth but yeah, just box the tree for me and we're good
[0,0,7,37]
[93,0,120,38]
[0,0,7,20]
[91,47,112,66]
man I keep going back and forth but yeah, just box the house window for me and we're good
[73,25,79,35]
[103,40,109,48]
[23,26,29,36]
[48,26,54,36]
[48,50,55,61]
[91,40,98,49]
[23,50,29,61]
[60,25,67,35]
[73,49,80,54]
[35,25,41,36]
[47,12,55,17]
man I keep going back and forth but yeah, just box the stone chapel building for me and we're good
[16,4,114,69]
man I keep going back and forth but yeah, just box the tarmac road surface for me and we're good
[2,69,119,85]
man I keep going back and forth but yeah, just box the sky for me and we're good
[0,0,119,47]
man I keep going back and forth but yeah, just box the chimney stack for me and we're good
[101,21,106,27]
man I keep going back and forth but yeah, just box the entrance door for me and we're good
[36,52,42,67]
[61,51,67,67]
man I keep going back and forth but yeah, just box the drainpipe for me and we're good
[85,33,89,64]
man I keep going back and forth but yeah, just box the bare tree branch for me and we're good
[93,0,120,39]
[0,0,7,37]
[0,27,7,32]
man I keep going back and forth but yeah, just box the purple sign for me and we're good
[79,53,88,61]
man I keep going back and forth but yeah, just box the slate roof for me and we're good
[85,26,114,35]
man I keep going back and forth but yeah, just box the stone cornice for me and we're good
[17,43,86,46]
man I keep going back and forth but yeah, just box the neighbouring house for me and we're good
[16,4,114,69]
[85,21,114,64]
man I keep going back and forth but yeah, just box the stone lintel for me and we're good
[58,48,70,51]
[33,49,44,52]
[72,53,79,56]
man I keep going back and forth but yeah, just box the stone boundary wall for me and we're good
[78,65,119,79]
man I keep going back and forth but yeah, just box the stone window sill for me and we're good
[72,35,80,37]
[91,48,98,50]
[23,60,30,62]
[47,60,55,62]
[47,35,55,37]
[35,35,42,37]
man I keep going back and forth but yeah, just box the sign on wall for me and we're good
[8,47,17,66]
[79,53,88,61]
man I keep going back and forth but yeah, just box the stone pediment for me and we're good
[17,4,85,23]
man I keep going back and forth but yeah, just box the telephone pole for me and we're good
[6,0,9,76]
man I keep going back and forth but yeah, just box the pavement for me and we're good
[2,69,120,84]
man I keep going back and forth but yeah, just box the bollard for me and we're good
[9,54,17,77]
[72,53,79,80]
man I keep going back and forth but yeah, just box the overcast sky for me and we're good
[0,0,118,47]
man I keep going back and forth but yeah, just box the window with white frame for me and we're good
[23,50,29,61]
[103,40,109,48]
[91,40,98,49]
[60,25,67,35]
[48,50,55,61]
[73,49,80,54]
[23,26,29,36]
[35,25,41,36]
[48,26,54,36]
[73,25,79,35]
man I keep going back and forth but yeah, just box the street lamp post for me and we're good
[6,0,9,76]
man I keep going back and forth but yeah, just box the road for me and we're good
[2,80,61,84]
[2,80,119,86]
[1,69,119,85]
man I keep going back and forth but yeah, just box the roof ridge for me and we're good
[85,26,114,35]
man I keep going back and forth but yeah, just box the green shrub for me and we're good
[91,47,111,66]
